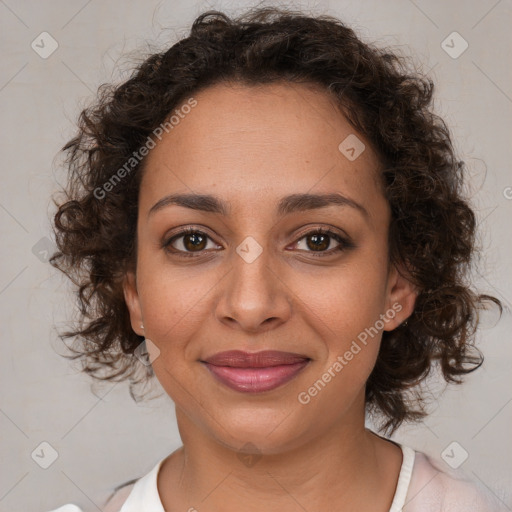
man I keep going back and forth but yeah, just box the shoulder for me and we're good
[45,479,138,512]
[405,449,507,512]
[101,479,138,512]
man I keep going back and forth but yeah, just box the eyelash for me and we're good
[162,226,354,259]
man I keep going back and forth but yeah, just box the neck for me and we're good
[158,402,403,512]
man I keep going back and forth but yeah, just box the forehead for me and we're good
[139,81,386,223]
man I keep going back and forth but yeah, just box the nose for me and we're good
[214,243,292,334]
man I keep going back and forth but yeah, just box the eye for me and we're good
[292,228,353,257]
[162,226,354,259]
[162,227,220,258]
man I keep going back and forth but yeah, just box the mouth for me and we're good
[200,350,311,393]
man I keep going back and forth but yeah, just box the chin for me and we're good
[209,408,314,456]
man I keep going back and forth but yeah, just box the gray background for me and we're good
[0,1,511,511]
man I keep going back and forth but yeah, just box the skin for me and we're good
[123,81,418,511]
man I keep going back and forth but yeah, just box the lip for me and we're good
[201,350,311,393]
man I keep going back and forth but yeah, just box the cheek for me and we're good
[291,253,389,386]
[295,258,389,339]
[135,253,225,361]
[138,279,203,350]
[294,274,386,418]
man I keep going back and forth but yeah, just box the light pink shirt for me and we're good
[48,443,508,512]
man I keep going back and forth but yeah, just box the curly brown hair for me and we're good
[50,6,502,434]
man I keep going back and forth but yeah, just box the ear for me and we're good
[383,263,419,331]
[123,270,144,337]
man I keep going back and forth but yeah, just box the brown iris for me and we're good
[183,232,207,251]
[306,233,330,251]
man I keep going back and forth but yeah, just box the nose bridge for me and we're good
[216,234,291,332]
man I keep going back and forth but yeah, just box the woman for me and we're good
[48,7,506,512]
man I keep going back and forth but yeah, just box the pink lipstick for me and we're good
[201,350,310,393]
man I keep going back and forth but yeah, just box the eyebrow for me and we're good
[148,192,369,220]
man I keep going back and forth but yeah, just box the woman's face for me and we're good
[124,82,417,454]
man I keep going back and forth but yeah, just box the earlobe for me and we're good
[384,264,419,331]
[123,271,144,336]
